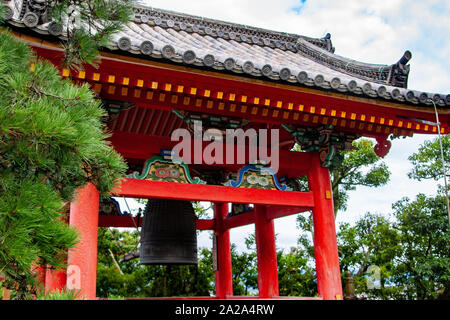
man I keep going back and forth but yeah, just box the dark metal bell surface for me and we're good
[140,198,198,265]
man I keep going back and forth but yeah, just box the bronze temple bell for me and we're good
[139,198,198,265]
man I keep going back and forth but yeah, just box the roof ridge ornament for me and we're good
[296,37,412,89]
[321,32,335,53]
[387,50,412,89]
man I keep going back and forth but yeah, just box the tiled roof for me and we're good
[3,0,450,107]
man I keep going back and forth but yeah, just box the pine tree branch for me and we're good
[27,85,81,109]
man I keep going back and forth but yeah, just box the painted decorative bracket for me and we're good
[127,155,206,184]
[224,165,291,191]
[282,124,359,169]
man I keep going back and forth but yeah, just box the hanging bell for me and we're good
[139,198,198,265]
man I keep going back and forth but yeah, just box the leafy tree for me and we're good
[407,135,450,226]
[408,135,450,181]
[0,0,133,298]
[336,190,449,300]
[337,213,401,299]
[391,191,449,300]
[277,247,316,297]
[336,135,450,300]
[230,236,258,296]
[0,31,127,299]
[331,139,390,214]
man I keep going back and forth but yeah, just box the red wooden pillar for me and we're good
[45,268,66,293]
[254,205,279,298]
[214,202,233,299]
[33,264,47,293]
[45,208,69,293]
[308,153,343,300]
[67,183,100,300]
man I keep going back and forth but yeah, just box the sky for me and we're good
[118,0,450,253]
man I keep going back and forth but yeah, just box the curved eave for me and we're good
[5,13,449,110]
[14,31,449,138]
[10,24,449,112]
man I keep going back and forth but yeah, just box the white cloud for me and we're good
[142,0,449,93]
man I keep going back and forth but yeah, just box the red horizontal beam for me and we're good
[197,219,215,230]
[98,215,215,230]
[108,132,312,176]
[98,215,140,228]
[223,211,255,230]
[207,204,312,231]
[115,179,315,207]
[265,205,312,220]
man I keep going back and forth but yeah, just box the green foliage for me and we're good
[230,240,257,296]
[0,177,78,297]
[331,139,390,213]
[193,202,213,219]
[337,191,449,300]
[35,289,82,300]
[0,31,127,299]
[0,32,127,199]
[336,136,450,300]
[391,191,450,299]
[408,135,450,181]
[0,3,5,24]
[0,1,133,69]
[277,247,316,297]
[337,213,401,299]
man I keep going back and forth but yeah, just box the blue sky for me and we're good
[291,0,307,14]
[127,0,450,252]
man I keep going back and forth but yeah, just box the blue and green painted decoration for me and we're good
[127,154,206,184]
[224,165,291,191]
[128,151,292,191]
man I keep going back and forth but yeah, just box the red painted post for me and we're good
[45,268,67,293]
[307,153,343,300]
[254,205,279,298]
[214,202,233,299]
[32,264,47,294]
[45,209,69,294]
[67,183,100,300]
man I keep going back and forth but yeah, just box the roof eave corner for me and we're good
[387,50,412,89]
